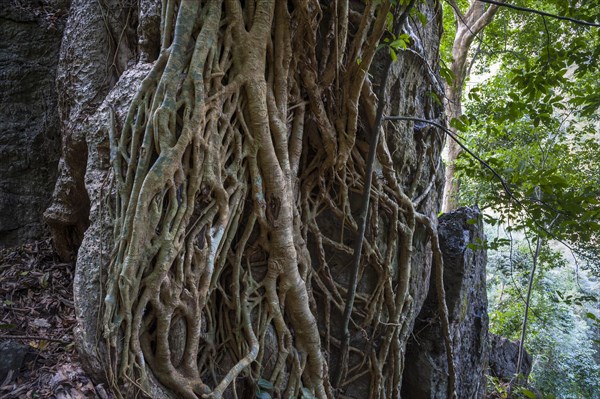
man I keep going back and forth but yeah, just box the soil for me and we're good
[0,239,107,399]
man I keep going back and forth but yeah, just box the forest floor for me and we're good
[0,239,107,399]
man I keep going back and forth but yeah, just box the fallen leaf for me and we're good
[31,318,51,328]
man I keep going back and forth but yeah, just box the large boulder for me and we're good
[0,340,29,383]
[72,62,156,385]
[51,0,447,396]
[0,0,70,247]
[488,333,533,381]
[403,206,489,398]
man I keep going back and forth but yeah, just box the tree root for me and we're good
[100,1,450,398]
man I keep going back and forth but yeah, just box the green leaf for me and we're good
[389,34,410,51]
[300,387,316,399]
[585,312,599,322]
[520,388,537,399]
[0,324,16,330]
[417,10,427,25]
[439,62,455,84]
[483,214,499,226]
[449,116,469,131]
[386,11,393,32]
[546,174,568,187]
[467,218,479,225]
[257,378,274,391]
[427,91,442,106]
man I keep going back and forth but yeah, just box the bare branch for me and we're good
[478,0,600,28]
[470,0,503,34]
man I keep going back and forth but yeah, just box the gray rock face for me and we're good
[488,333,532,381]
[45,0,145,382]
[0,0,70,247]
[43,0,138,260]
[403,206,489,398]
[72,63,154,386]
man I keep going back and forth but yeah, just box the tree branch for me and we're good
[470,0,503,34]
[446,0,464,20]
[415,212,458,399]
[477,0,600,28]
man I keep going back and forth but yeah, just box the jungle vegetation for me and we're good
[442,1,600,397]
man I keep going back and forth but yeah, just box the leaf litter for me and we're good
[0,239,109,398]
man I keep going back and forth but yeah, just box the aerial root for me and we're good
[101,1,449,398]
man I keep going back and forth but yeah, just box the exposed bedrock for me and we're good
[403,206,489,398]
[0,0,70,247]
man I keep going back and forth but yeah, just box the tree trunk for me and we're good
[441,0,502,213]
[51,1,447,397]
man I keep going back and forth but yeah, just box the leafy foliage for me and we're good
[486,235,600,398]
[452,0,600,270]
[441,1,600,397]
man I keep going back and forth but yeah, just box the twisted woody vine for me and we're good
[100,0,454,398]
